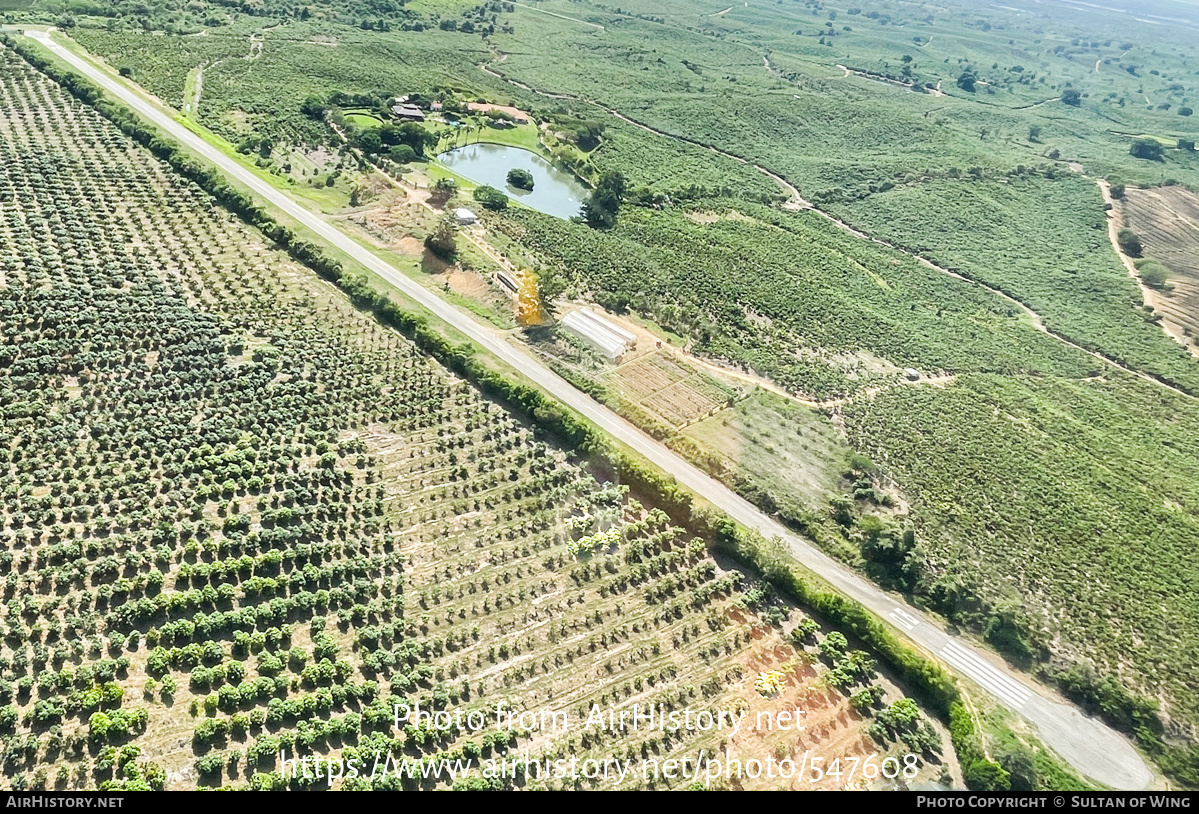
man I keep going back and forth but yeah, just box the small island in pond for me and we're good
[507,168,535,191]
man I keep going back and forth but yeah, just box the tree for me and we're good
[1179,139,1195,152]
[424,212,458,260]
[473,185,508,211]
[389,144,417,164]
[956,72,976,92]
[582,172,626,229]
[195,754,223,778]
[1061,88,1082,106]
[1130,138,1164,160]
[984,603,1036,661]
[996,742,1037,792]
[572,121,605,151]
[379,122,437,156]
[506,168,534,190]
[1110,183,1126,199]
[1117,228,1143,257]
[817,631,848,661]
[965,760,1011,792]
[432,177,458,198]
[357,129,383,154]
[300,96,327,120]
[1180,107,1194,117]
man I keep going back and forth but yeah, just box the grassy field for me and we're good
[342,109,383,129]
[683,388,850,527]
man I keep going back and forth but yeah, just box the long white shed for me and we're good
[559,309,633,363]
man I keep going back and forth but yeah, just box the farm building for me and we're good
[454,208,478,225]
[559,309,637,363]
[903,368,921,381]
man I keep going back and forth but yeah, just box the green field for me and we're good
[828,172,1199,393]
[341,108,383,128]
[844,371,1199,730]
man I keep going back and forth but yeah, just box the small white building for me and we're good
[454,208,477,225]
[903,368,921,381]
[559,309,637,363]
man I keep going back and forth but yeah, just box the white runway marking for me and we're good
[940,641,1032,710]
[888,608,919,630]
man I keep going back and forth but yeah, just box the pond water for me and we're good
[436,143,589,220]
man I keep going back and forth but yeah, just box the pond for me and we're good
[436,143,589,220]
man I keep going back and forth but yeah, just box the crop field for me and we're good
[71,29,252,111]
[0,50,956,791]
[601,352,737,430]
[829,173,1199,394]
[1121,185,1199,349]
[12,0,1199,784]
[842,371,1199,734]
[35,0,1199,197]
[497,200,1097,399]
[683,389,849,529]
[480,0,1199,194]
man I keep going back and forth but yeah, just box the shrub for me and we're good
[473,185,508,211]
[1130,138,1164,160]
[1117,229,1144,257]
[1136,259,1171,288]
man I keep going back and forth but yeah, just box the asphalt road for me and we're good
[19,29,1155,790]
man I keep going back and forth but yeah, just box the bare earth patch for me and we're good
[1120,185,1199,356]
